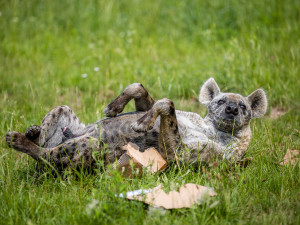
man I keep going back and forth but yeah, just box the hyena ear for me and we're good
[247,89,268,118]
[199,78,221,106]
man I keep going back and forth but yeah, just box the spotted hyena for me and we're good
[6,78,267,172]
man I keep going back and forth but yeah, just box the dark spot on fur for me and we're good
[73,115,77,120]
[170,121,174,127]
[58,146,63,151]
[62,161,69,168]
[110,136,115,142]
[60,150,67,158]
[132,136,145,151]
[52,114,56,118]
[72,143,76,147]
[113,131,119,138]
[35,162,45,174]
[132,136,144,143]
[55,161,62,171]
[115,146,121,152]
[173,126,179,135]
[169,105,175,115]
[82,143,86,148]
[151,131,159,138]
[65,148,70,154]
[102,120,109,126]
[59,107,63,113]
[69,153,74,160]
[145,137,159,149]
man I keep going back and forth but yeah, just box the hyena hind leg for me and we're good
[6,131,101,172]
[104,83,155,117]
[6,131,44,161]
[131,98,181,162]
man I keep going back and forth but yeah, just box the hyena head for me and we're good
[199,78,268,133]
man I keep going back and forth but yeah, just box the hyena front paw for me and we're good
[103,101,125,117]
[131,114,155,132]
[103,106,117,117]
[25,125,41,140]
[6,131,29,151]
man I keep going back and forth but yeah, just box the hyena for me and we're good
[6,78,267,172]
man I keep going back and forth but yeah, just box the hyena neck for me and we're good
[235,125,252,139]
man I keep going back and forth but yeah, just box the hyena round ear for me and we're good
[247,89,268,118]
[199,78,221,106]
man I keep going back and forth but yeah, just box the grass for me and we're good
[0,0,299,224]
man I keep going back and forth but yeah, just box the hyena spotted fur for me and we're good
[6,78,267,172]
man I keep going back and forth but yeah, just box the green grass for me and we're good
[0,0,299,224]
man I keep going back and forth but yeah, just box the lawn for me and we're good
[0,0,299,224]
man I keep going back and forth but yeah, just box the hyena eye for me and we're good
[218,100,225,105]
[240,104,246,110]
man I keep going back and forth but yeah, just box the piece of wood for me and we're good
[121,142,167,173]
[126,183,217,209]
[117,153,143,178]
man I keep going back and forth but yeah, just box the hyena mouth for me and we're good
[214,117,234,130]
[224,117,234,122]
[217,116,238,129]
[223,113,237,121]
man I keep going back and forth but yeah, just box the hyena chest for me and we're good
[176,114,210,145]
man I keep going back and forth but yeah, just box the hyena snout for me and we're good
[225,103,239,116]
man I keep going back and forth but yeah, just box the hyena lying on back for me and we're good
[6,78,267,172]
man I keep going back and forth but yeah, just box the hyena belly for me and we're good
[85,112,160,162]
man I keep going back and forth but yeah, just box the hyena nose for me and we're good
[225,104,239,115]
